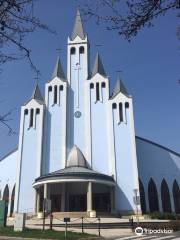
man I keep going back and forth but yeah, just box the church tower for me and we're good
[67,10,89,156]
[43,58,67,173]
[108,77,141,214]
[14,85,44,213]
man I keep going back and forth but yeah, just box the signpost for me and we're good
[64,218,70,238]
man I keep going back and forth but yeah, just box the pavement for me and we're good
[5,217,180,240]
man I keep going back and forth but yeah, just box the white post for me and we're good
[44,183,48,199]
[36,190,40,213]
[87,182,92,211]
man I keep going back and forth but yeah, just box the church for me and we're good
[0,10,180,217]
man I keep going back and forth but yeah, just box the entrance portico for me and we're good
[33,145,116,216]
[33,167,115,215]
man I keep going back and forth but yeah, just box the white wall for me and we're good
[136,137,180,213]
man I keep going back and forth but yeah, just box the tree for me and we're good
[0,0,55,72]
[0,0,55,134]
[80,0,180,41]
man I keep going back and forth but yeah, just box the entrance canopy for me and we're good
[33,166,115,188]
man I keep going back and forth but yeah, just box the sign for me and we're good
[64,217,70,222]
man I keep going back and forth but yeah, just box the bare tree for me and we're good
[0,0,55,134]
[80,0,180,41]
[0,0,55,72]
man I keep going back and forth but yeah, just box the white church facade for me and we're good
[0,10,180,217]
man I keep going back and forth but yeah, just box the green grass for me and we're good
[0,227,95,239]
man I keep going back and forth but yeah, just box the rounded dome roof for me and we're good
[67,145,88,168]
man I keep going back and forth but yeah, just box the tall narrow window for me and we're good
[125,102,129,108]
[139,179,146,214]
[24,109,28,115]
[112,103,117,109]
[161,179,172,213]
[70,47,76,55]
[60,85,63,91]
[36,108,40,114]
[102,82,106,88]
[79,46,84,54]
[173,180,180,214]
[90,83,94,89]
[148,178,159,213]
[30,109,34,127]
[119,103,123,122]
[96,82,100,101]
[54,85,57,104]
[48,86,52,92]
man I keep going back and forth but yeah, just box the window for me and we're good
[24,109,28,115]
[161,179,172,213]
[96,82,100,101]
[119,103,123,122]
[70,47,76,55]
[30,109,34,127]
[48,86,52,92]
[112,103,117,109]
[173,180,180,214]
[102,82,106,88]
[90,83,94,89]
[148,178,159,213]
[79,46,84,54]
[36,108,40,114]
[60,85,63,91]
[139,179,146,214]
[125,102,129,108]
[54,85,57,104]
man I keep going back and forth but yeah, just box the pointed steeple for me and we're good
[31,84,44,103]
[91,53,106,78]
[71,9,85,40]
[111,76,129,98]
[51,57,66,80]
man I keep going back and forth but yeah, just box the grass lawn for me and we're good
[0,227,96,239]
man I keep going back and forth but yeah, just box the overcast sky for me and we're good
[0,0,179,158]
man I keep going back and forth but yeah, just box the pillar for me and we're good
[61,183,66,212]
[87,182,92,211]
[44,183,48,199]
[36,190,40,213]
[110,186,115,213]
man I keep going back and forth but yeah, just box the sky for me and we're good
[0,0,179,158]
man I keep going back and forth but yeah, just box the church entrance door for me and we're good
[69,194,87,211]
[51,194,61,212]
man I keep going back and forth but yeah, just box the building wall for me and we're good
[44,78,67,173]
[136,137,180,213]
[110,93,140,214]
[14,99,44,214]
[88,74,110,175]
[0,150,18,216]
[67,36,89,156]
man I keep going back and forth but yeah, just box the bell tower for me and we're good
[67,10,89,155]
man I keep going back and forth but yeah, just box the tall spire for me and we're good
[111,76,129,98]
[51,57,66,80]
[71,9,85,40]
[91,53,106,78]
[31,84,44,102]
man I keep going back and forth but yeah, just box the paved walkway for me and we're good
[6,218,180,239]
